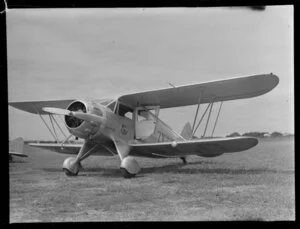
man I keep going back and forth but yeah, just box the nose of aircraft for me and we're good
[71,111,106,127]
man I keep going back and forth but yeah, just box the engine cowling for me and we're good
[64,100,106,139]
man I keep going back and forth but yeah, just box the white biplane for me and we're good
[9,73,279,178]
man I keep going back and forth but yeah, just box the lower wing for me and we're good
[28,143,117,156]
[128,137,258,158]
[9,152,28,157]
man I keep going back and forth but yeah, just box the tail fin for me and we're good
[9,137,25,154]
[181,122,193,140]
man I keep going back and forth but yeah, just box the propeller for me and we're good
[42,107,105,125]
[43,107,71,116]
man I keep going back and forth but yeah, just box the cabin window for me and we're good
[118,103,134,120]
[137,110,155,122]
[107,101,116,112]
[124,112,133,120]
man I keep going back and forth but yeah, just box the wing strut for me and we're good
[211,101,223,137]
[192,101,213,136]
[31,104,74,145]
[51,115,68,139]
[49,114,60,142]
[37,108,58,142]
[191,89,203,133]
[191,97,224,138]
[202,102,214,137]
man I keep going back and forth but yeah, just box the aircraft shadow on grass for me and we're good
[42,160,291,178]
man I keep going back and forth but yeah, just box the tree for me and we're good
[271,131,283,137]
[226,132,241,137]
[242,132,267,138]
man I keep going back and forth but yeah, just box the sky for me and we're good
[7,6,294,141]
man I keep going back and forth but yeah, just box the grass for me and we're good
[9,137,295,222]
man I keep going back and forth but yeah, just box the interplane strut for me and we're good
[191,95,224,138]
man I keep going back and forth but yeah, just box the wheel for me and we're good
[120,167,136,178]
[63,168,79,176]
[180,157,187,164]
[62,157,81,176]
[120,157,141,178]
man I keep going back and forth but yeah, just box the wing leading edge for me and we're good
[128,137,258,158]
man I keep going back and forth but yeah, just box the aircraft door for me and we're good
[134,107,159,140]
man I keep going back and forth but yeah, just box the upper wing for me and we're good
[9,100,74,114]
[128,137,258,158]
[119,74,279,109]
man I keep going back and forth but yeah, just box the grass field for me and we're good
[9,137,294,222]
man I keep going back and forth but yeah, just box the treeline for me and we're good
[226,131,293,138]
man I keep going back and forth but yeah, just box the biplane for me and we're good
[9,73,279,178]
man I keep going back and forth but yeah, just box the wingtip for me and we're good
[269,73,280,87]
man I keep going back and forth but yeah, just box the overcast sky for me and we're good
[8,6,294,140]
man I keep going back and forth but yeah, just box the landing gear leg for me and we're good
[62,140,97,177]
[180,157,187,164]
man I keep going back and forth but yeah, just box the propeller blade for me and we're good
[42,107,106,125]
[72,112,105,125]
[43,107,72,116]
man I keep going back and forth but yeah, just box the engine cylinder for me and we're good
[65,101,87,129]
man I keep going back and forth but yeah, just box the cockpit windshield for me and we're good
[93,98,116,112]
[95,98,114,106]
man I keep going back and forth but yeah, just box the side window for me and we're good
[124,111,133,120]
[118,103,133,120]
[137,110,154,122]
[137,110,148,122]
